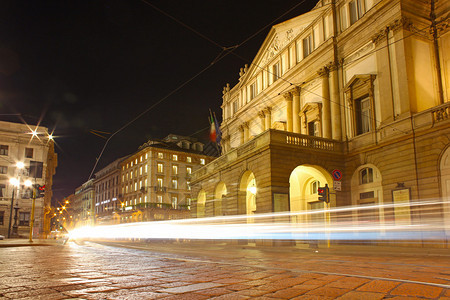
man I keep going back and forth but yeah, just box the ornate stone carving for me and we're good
[222,83,230,95]
[283,92,293,101]
[317,67,329,77]
[291,86,300,96]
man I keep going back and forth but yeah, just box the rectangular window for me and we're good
[157,195,163,207]
[19,212,30,226]
[157,163,164,173]
[145,165,148,173]
[186,197,191,210]
[355,97,371,135]
[186,167,192,175]
[172,179,178,189]
[200,158,205,165]
[233,101,238,114]
[272,62,280,82]
[303,35,312,58]
[158,152,164,159]
[140,167,142,175]
[0,145,8,156]
[172,154,178,161]
[0,166,7,174]
[187,156,192,163]
[349,0,365,25]
[0,211,4,225]
[0,184,5,197]
[25,148,33,158]
[157,178,163,188]
[249,83,257,101]
[187,181,191,191]
[172,165,178,175]
[171,196,178,209]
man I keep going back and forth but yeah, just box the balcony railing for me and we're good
[193,129,343,181]
[431,102,450,124]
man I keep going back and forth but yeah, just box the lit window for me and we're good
[303,35,312,58]
[249,82,257,101]
[172,165,178,175]
[134,182,137,191]
[157,195,163,207]
[200,158,205,165]
[172,154,178,161]
[131,161,133,167]
[349,0,365,25]
[186,197,191,210]
[171,196,178,209]
[158,152,163,159]
[311,181,320,194]
[308,121,320,137]
[187,181,191,190]
[139,180,142,189]
[145,195,148,202]
[272,62,280,82]
[157,178,163,188]
[140,156,143,162]
[135,159,138,164]
[360,167,374,184]
[172,179,178,189]
[140,167,142,175]
[130,172,133,179]
[145,153,148,159]
[145,179,148,187]
[157,163,164,173]
[186,167,192,175]
[355,97,371,135]
[187,156,192,163]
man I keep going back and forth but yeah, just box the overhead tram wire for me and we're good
[88,2,315,180]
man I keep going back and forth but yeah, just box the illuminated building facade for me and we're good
[191,0,450,246]
[118,134,215,223]
[0,120,57,238]
[74,179,94,226]
[93,158,124,225]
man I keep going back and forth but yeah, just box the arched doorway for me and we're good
[239,171,257,219]
[214,182,227,216]
[351,164,384,225]
[197,190,206,218]
[289,165,333,224]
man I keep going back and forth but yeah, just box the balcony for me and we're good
[192,129,343,182]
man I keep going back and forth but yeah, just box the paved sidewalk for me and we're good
[0,238,64,247]
[0,239,449,299]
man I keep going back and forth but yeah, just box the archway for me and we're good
[197,190,206,218]
[289,165,333,224]
[239,171,257,218]
[214,182,227,216]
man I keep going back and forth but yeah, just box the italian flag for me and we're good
[210,114,216,142]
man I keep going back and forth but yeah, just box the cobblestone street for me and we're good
[0,240,449,299]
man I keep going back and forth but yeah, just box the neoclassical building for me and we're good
[0,121,57,238]
[191,0,450,246]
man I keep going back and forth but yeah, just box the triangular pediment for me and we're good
[241,3,328,83]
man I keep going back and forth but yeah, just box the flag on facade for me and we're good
[213,111,222,147]
[209,112,216,142]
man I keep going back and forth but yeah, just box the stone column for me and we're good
[292,87,301,133]
[329,63,342,140]
[258,111,266,131]
[263,107,272,130]
[284,92,293,132]
[319,67,331,139]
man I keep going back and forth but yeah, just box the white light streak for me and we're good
[69,198,450,243]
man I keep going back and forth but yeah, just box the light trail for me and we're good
[69,198,450,243]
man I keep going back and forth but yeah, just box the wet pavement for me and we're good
[0,239,449,299]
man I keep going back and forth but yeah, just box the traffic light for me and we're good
[37,184,45,198]
[318,184,330,203]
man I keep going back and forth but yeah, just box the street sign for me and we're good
[332,169,342,181]
[333,181,341,191]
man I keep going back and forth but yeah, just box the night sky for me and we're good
[0,0,317,203]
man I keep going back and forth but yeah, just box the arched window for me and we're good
[310,180,320,194]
